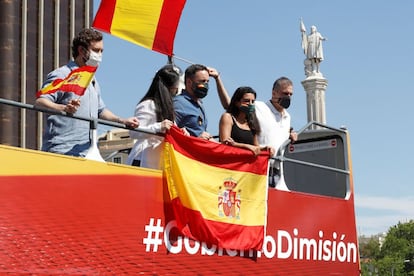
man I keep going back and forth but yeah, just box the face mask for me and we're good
[278,96,291,109]
[85,50,102,67]
[240,104,255,114]
[193,82,209,99]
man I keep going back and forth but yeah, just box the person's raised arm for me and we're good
[207,67,230,110]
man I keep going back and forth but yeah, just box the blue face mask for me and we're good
[193,82,209,99]
[240,104,255,114]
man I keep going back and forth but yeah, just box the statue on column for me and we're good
[300,19,326,77]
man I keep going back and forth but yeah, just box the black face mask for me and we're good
[193,82,209,99]
[278,96,291,109]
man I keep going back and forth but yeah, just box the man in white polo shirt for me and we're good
[255,77,298,189]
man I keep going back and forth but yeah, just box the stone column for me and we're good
[301,75,328,127]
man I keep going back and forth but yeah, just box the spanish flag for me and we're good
[36,66,97,98]
[92,0,186,56]
[164,126,269,251]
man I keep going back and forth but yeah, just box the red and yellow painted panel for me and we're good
[0,145,360,275]
[0,144,160,177]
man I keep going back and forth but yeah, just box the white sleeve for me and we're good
[129,100,162,140]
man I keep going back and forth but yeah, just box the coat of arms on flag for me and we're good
[218,177,241,219]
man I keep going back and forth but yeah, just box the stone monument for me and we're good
[300,19,328,126]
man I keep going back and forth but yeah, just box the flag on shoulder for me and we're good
[36,66,97,98]
[163,126,269,251]
[92,0,186,56]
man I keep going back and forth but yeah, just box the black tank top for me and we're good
[231,116,254,145]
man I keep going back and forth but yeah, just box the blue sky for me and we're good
[92,0,414,236]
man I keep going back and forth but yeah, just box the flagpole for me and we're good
[171,55,196,65]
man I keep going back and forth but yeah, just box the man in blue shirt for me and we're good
[35,28,139,157]
[174,64,229,140]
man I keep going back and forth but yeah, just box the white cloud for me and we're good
[356,214,412,236]
[354,195,414,236]
[355,195,414,214]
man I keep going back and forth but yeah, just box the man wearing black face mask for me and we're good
[174,64,229,139]
[255,77,298,188]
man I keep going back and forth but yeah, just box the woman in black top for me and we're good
[219,86,267,156]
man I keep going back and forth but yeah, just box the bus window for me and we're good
[283,133,349,198]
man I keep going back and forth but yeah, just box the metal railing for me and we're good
[274,121,350,176]
[0,98,161,162]
[0,97,350,176]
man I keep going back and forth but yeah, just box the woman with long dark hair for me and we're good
[219,86,266,156]
[127,64,180,168]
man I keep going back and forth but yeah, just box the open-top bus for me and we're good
[0,99,360,275]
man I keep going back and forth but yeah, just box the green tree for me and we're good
[377,220,414,275]
[360,238,381,259]
[359,220,414,275]
[359,237,380,275]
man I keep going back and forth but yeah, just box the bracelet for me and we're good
[117,117,123,124]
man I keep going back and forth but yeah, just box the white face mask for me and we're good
[86,50,102,67]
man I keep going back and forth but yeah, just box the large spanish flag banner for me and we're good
[164,126,269,251]
[36,66,97,98]
[92,0,186,56]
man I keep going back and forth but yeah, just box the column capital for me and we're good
[301,77,328,91]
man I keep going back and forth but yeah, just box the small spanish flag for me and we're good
[164,126,269,251]
[92,0,186,56]
[36,66,97,98]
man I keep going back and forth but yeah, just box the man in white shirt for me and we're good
[255,77,298,189]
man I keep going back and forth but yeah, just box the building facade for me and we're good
[98,129,136,164]
[0,0,93,149]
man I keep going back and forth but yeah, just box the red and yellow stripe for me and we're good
[92,0,186,56]
[36,66,97,98]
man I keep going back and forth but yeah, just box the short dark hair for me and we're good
[71,28,103,59]
[272,76,293,91]
[184,64,208,82]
